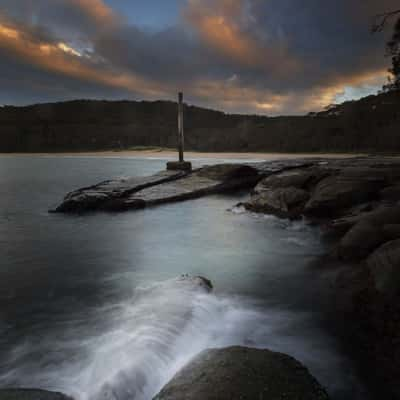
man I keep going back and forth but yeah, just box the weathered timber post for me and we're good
[166,92,192,171]
[178,92,184,162]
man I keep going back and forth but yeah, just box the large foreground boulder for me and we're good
[153,346,330,400]
[0,389,72,400]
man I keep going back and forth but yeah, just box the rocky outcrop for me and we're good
[243,166,328,218]
[53,164,261,213]
[245,187,310,218]
[244,157,400,222]
[253,167,329,193]
[241,156,400,398]
[304,169,385,217]
[153,346,330,400]
[0,389,73,400]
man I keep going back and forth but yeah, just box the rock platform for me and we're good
[52,159,314,213]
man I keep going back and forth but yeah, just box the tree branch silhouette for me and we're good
[372,9,400,32]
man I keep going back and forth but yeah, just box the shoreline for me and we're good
[0,150,371,160]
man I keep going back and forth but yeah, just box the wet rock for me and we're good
[305,170,384,218]
[254,167,329,193]
[0,389,73,400]
[245,187,309,218]
[118,164,260,208]
[196,164,258,181]
[53,170,185,213]
[367,239,400,295]
[153,346,330,400]
[53,164,260,213]
[338,220,385,261]
[178,275,213,292]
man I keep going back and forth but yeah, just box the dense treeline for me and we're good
[0,90,399,153]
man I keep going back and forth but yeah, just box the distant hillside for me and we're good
[0,91,399,153]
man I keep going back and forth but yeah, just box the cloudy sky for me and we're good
[0,0,397,114]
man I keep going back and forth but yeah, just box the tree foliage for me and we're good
[373,10,400,91]
[385,17,400,90]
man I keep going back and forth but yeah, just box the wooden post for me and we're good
[178,92,184,162]
[166,91,192,171]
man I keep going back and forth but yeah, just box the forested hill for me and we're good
[0,90,399,153]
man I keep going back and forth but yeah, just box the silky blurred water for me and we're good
[0,155,369,400]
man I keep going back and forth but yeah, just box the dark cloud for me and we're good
[0,0,398,114]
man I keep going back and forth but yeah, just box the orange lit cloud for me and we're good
[69,0,119,27]
[0,0,395,115]
[0,21,167,98]
[185,67,388,115]
[184,0,298,74]
[298,69,387,112]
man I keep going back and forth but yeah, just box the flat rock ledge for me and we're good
[52,163,261,213]
[153,346,330,400]
[0,389,73,400]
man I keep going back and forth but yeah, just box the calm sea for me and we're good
[0,155,369,400]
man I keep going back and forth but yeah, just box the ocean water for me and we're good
[0,155,369,400]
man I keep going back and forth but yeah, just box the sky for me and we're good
[0,0,398,115]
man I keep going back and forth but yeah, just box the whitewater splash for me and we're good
[0,276,363,400]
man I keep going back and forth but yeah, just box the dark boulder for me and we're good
[153,346,330,400]
[197,164,259,181]
[177,275,213,292]
[254,167,329,193]
[338,220,385,261]
[367,239,400,295]
[305,169,385,217]
[245,187,310,218]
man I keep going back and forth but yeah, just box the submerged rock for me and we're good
[153,346,330,400]
[0,389,73,400]
[177,275,213,292]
